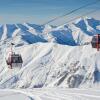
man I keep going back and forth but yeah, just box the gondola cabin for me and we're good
[6,43,23,69]
[91,34,100,51]
[6,52,23,69]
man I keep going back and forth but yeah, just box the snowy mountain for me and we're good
[0,17,100,89]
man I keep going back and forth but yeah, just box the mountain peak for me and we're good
[74,16,94,24]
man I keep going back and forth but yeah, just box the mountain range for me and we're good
[0,17,100,89]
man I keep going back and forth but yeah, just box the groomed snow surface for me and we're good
[0,17,100,99]
[0,88,100,100]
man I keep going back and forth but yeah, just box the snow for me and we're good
[1,24,7,40]
[0,42,100,88]
[0,88,100,100]
[0,17,100,90]
[0,90,29,100]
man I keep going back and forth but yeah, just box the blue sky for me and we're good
[0,0,100,24]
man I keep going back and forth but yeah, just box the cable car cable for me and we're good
[43,0,100,25]
[58,7,100,26]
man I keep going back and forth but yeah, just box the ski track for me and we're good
[0,88,99,100]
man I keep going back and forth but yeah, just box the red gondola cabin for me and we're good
[6,52,23,69]
[6,43,23,69]
[91,34,100,51]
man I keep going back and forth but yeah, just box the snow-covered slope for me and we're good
[0,17,100,89]
[0,88,100,100]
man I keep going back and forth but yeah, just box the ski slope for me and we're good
[0,88,100,100]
